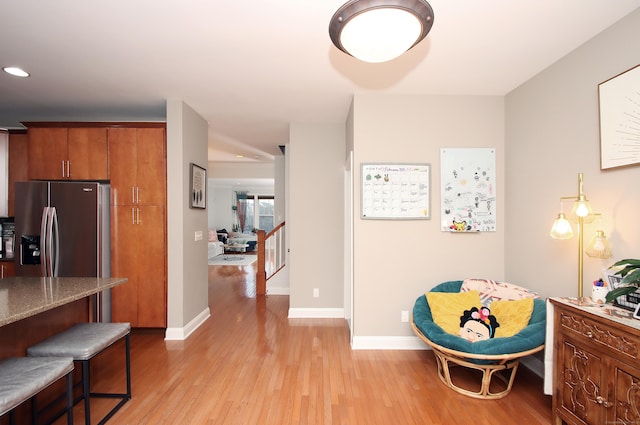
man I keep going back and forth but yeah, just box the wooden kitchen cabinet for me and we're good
[8,131,28,217]
[111,205,166,327]
[109,124,167,328]
[552,299,640,425]
[25,124,108,180]
[0,261,14,279]
[108,127,166,206]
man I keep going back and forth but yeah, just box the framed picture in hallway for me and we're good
[360,163,430,220]
[189,163,206,209]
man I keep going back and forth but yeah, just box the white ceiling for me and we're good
[1,0,639,164]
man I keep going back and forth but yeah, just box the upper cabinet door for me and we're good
[67,127,108,180]
[136,127,166,206]
[108,127,138,206]
[28,127,68,180]
[27,126,108,181]
[108,127,166,206]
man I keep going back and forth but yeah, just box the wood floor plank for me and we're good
[52,263,552,424]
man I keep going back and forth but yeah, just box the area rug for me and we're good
[208,255,257,266]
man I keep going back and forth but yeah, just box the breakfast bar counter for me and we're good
[0,276,128,327]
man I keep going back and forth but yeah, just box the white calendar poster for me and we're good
[361,163,430,220]
[440,148,496,232]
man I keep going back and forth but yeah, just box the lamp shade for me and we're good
[550,213,574,239]
[571,199,593,221]
[586,230,612,259]
[329,0,434,63]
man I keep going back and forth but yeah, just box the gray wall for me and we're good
[289,123,345,311]
[505,8,640,298]
[351,94,506,339]
[166,100,209,335]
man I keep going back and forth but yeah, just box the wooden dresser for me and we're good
[551,298,640,425]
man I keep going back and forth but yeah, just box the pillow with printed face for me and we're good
[426,290,482,335]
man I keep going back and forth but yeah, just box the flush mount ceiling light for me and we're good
[329,0,434,63]
[3,67,30,77]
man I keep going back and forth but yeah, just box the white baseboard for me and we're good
[351,335,429,350]
[288,308,345,318]
[164,307,211,341]
[267,287,290,295]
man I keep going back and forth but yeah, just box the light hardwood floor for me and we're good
[59,262,553,424]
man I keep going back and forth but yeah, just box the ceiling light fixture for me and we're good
[329,0,434,63]
[3,67,30,77]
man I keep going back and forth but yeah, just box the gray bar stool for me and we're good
[0,356,74,425]
[27,323,131,425]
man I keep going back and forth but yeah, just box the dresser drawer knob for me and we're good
[596,396,612,407]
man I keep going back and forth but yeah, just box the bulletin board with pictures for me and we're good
[440,148,496,232]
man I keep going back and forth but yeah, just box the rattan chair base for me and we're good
[411,319,544,400]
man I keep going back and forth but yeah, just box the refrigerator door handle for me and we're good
[40,206,49,276]
[41,206,58,277]
[50,207,60,277]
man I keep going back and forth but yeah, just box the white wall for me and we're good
[352,94,506,341]
[505,8,640,299]
[166,100,210,339]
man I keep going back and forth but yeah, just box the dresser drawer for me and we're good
[558,308,640,362]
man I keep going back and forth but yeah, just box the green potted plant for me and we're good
[605,259,640,303]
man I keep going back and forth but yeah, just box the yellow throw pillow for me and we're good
[490,298,534,338]
[426,290,482,335]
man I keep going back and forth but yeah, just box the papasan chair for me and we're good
[411,280,546,399]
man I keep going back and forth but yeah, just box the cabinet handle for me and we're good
[66,160,70,178]
[1,265,4,279]
[586,331,593,338]
[596,396,612,407]
[137,208,141,225]
[131,207,135,225]
[131,187,136,204]
[136,187,140,204]
[62,161,66,178]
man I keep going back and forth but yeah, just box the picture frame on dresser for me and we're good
[189,163,206,209]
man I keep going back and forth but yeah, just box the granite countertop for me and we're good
[0,277,127,327]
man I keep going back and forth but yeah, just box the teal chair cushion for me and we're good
[412,280,546,356]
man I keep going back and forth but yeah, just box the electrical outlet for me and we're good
[401,310,409,323]
[313,288,319,298]
[194,230,203,241]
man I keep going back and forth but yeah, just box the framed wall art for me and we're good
[440,148,496,232]
[361,163,430,220]
[598,64,640,170]
[189,163,206,209]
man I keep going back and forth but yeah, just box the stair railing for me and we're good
[256,221,286,295]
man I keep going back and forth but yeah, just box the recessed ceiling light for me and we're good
[3,67,30,77]
[235,154,245,158]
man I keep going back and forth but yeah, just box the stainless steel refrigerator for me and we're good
[14,181,111,321]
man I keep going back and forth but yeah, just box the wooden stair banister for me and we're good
[256,221,286,295]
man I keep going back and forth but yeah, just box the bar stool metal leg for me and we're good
[82,360,91,425]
